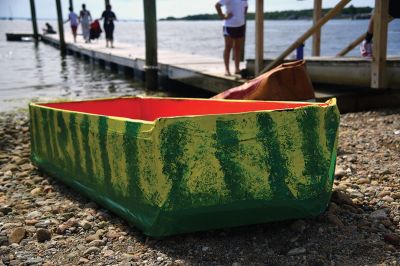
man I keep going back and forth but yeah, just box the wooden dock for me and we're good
[20,33,400,112]
[40,34,244,94]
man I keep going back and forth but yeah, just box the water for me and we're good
[1,19,399,111]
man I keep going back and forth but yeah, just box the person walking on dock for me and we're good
[215,0,248,76]
[79,4,92,43]
[65,7,79,43]
[100,4,117,48]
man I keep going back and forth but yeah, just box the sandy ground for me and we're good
[0,108,399,266]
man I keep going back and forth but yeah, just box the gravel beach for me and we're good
[0,108,399,265]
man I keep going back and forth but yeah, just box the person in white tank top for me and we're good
[215,0,248,76]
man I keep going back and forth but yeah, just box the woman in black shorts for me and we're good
[100,4,117,48]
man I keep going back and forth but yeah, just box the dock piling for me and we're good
[55,0,66,55]
[255,0,264,75]
[143,0,159,90]
[29,0,39,41]
[371,0,389,89]
[312,0,322,56]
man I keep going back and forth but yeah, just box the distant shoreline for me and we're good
[160,6,372,21]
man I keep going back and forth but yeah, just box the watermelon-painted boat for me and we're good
[29,97,339,237]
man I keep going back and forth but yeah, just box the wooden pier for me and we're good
[41,34,244,94]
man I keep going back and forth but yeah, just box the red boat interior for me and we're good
[40,98,327,122]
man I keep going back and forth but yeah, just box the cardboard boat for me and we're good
[29,97,339,237]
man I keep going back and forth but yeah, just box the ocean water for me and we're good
[0,19,399,111]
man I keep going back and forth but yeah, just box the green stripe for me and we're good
[124,121,142,200]
[296,107,330,197]
[29,107,39,157]
[159,121,190,208]
[41,109,54,161]
[98,116,112,195]
[69,114,82,177]
[256,113,294,200]
[56,112,71,170]
[81,115,94,183]
[215,119,246,199]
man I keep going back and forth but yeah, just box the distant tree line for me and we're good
[161,5,372,21]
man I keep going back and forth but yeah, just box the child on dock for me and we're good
[65,7,78,43]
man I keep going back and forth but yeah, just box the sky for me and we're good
[0,0,374,20]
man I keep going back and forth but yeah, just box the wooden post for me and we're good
[371,0,389,89]
[312,0,322,56]
[69,0,74,11]
[143,0,158,90]
[55,0,66,55]
[29,0,39,41]
[255,0,264,75]
[260,0,350,74]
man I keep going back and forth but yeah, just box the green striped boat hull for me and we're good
[29,97,339,237]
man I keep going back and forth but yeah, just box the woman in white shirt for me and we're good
[79,4,92,43]
[215,0,248,76]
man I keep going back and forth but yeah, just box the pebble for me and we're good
[26,211,42,219]
[83,247,101,256]
[287,247,306,256]
[0,206,12,215]
[36,229,51,243]
[8,227,26,244]
[30,187,42,196]
[370,209,388,220]
[384,233,400,246]
[290,220,306,234]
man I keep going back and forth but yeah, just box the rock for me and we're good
[0,235,9,246]
[8,227,26,244]
[334,167,346,178]
[25,219,38,226]
[356,178,370,185]
[287,247,306,256]
[0,206,12,215]
[384,233,400,246]
[331,190,353,206]
[370,209,388,220]
[30,187,42,196]
[84,202,98,209]
[36,229,51,242]
[80,220,92,230]
[83,247,101,256]
[290,219,306,234]
[56,224,68,235]
[105,230,121,240]
[78,258,90,265]
[326,213,344,227]
[88,239,105,247]
[85,234,100,243]
[382,196,394,203]
[43,186,54,194]
[172,260,186,266]
[26,211,42,219]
